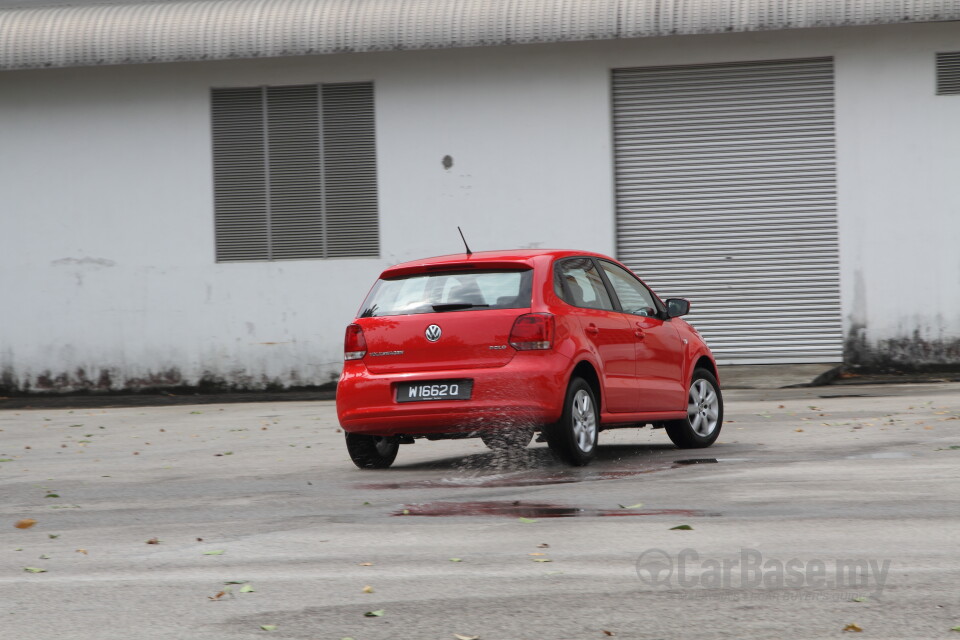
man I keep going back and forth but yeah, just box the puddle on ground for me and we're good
[394,501,709,518]
[357,458,729,490]
[817,394,887,399]
[844,452,911,459]
[357,465,674,490]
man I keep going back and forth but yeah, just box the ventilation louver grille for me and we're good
[212,82,379,262]
[936,52,960,95]
[323,83,379,259]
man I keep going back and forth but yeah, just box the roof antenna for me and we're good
[457,226,473,256]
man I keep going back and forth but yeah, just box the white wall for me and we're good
[1,22,958,392]
[0,43,617,392]
[831,26,960,366]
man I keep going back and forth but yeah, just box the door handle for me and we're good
[585,323,599,336]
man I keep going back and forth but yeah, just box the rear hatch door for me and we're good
[356,268,533,374]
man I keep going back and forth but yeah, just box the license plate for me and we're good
[396,380,473,403]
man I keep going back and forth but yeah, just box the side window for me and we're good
[600,261,659,317]
[555,258,614,310]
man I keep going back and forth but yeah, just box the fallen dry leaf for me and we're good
[537,543,550,548]
[843,623,863,633]
[454,635,480,640]
[603,631,615,637]
[795,428,804,432]
[529,552,546,556]
[359,562,373,566]
[146,537,160,544]
[209,591,227,601]
[76,549,88,555]
[14,519,37,529]
[362,585,374,593]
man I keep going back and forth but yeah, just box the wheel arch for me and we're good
[570,360,602,412]
[693,355,718,382]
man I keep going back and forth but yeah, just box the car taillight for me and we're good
[509,313,554,351]
[344,323,367,361]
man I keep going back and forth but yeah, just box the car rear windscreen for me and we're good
[359,269,533,317]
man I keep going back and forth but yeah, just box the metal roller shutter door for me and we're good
[612,57,842,364]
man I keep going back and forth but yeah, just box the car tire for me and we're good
[545,377,599,466]
[345,433,400,469]
[665,368,723,449]
[479,428,534,451]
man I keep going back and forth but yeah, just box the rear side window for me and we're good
[359,269,533,317]
[554,258,614,310]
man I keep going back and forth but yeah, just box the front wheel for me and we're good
[665,369,723,449]
[345,432,399,469]
[545,377,599,466]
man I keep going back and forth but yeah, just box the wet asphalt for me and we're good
[1,383,959,639]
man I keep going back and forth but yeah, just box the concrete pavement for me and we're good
[1,383,960,639]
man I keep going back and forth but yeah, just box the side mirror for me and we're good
[665,298,690,318]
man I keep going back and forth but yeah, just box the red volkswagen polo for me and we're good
[336,249,722,469]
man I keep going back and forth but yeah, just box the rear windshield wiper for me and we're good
[431,303,490,312]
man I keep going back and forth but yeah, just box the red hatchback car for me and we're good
[336,249,722,468]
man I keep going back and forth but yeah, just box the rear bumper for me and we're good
[336,352,570,436]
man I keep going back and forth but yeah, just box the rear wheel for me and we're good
[480,428,534,451]
[665,369,723,449]
[345,433,399,469]
[545,377,599,466]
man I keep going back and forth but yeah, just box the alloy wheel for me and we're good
[687,378,720,437]
[571,388,597,452]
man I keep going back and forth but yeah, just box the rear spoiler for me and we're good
[380,261,534,279]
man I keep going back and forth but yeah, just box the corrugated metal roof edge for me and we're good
[2,0,960,71]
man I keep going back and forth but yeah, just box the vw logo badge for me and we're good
[425,324,442,342]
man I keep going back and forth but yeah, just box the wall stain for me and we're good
[0,366,335,397]
[846,327,960,373]
[845,268,959,372]
[50,257,116,268]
